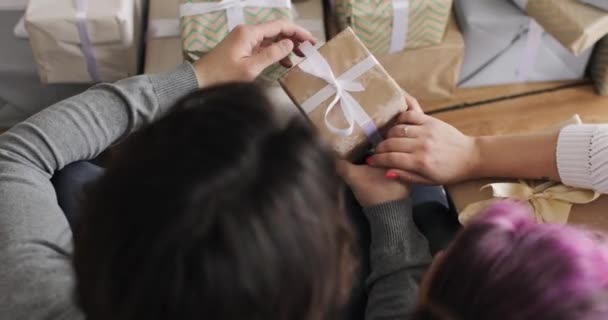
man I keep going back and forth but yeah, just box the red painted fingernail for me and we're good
[385,171,398,179]
[366,157,373,165]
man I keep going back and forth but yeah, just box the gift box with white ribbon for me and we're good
[335,0,453,54]
[279,28,405,160]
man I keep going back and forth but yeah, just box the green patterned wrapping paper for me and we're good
[590,35,608,95]
[180,0,291,85]
[335,0,452,54]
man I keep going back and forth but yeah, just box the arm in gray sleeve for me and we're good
[0,64,198,319]
[363,199,432,320]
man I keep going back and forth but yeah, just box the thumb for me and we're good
[249,39,294,74]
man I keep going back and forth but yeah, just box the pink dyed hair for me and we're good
[415,201,608,320]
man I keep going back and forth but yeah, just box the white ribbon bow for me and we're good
[298,42,381,142]
[180,0,291,30]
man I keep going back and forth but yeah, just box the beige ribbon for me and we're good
[460,180,600,225]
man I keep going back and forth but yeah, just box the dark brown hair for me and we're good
[73,83,357,320]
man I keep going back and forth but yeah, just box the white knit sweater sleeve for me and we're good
[556,124,608,194]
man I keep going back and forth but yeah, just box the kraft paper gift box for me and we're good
[580,0,608,11]
[0,8,89,127]
[589,35,608,95]
[447,115,608,233]
[179,0,292,85]
[456,0,593,88]
[279,27,406,160]
[513,0,608,55]
[145,0,184,74]
[377,15,464,102]
[449,179,608,232]
[334,0,453,54]
[25,0,144,83]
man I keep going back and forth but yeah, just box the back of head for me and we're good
[74,83,356,320]
[415,201,608,320]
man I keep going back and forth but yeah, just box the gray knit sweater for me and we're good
[0,63,432,319]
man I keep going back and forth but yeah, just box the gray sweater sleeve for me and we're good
[0,64,198,319]
[364,199,433,320]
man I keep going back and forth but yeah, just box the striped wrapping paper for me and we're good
[335,0,452,54]
[180,0,292,85]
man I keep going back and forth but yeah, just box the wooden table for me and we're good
[431,84,608,136]
[434,83,608,232]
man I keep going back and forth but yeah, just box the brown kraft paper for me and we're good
[279,27,406,160]
[523,0,608,55]
[377,16,464,103]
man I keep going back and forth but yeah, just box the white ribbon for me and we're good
[75,0,101,82]
[148,19,180,39]
[390,0,409,53]
[299,42,382,143]
[516,19,543,82]
[179,0,291,31]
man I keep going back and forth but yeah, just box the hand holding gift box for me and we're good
[335,0,453,54]
[180,0,293,85]
[280,28,406,160]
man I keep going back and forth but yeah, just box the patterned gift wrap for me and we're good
[335,0,452,54]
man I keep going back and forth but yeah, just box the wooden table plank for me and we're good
[422,80,585,113]
[432,84,608,136]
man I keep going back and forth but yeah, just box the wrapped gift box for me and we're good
[377,15,464,102]
[581,0,608,11]
[589,35,608,95]
[25,0,144,83]
[513,0,608,55]
[335,0,453,54]
[145,0,183,74]
[180,0,292,60]
[279,27,405,160]
[456,0,593,88]
[180,0,292,85]
[449,178,608,232]
[0,9,89,127]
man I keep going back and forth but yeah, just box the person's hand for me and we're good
[367,99,480,185]
[337,161,410,208]
[192,20,316,88]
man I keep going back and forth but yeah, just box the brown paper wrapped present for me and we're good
[513,0,608,55]
[377,16,464,102]
[448,179,608,232]
[335,0,453,54]
[145,0,184,74]
[589,35,608,95]
[279,27,406,160]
